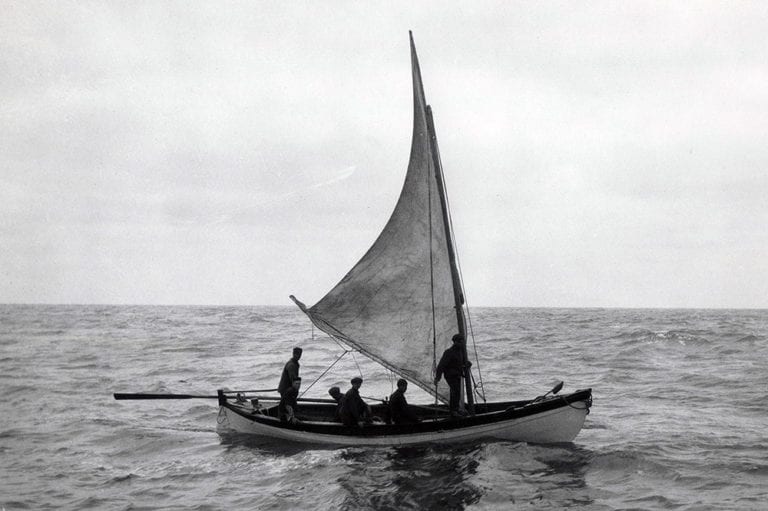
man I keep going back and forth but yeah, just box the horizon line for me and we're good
[1,302,766,311]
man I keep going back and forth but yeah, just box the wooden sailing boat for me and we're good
[214,33,592,445]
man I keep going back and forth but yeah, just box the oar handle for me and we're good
[223,389,278,394]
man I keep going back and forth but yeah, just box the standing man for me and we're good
[434,334,471,417]
[389,379,420,424]
[278,347,302,399]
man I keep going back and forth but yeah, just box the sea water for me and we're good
[0,305,766,510]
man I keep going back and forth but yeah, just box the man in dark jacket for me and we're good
[278,347,302,398]
[389,379,420,424]
[339,377,371,426]
[434,334,471,416]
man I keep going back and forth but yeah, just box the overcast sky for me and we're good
[1,1,767,308]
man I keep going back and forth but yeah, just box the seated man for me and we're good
[339,377,371,427]
[278,377,301,424]
[389,379,420,424]
[328,386,344,422]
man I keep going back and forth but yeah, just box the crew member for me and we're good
[339,377,371,426]
[434,334,471,417]
[389,379,420,424]
[278,347,302,398]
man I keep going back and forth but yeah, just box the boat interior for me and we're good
[224,395,536,425]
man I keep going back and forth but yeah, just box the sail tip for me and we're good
[289,295,309,313]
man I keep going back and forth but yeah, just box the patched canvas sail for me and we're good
[291,34,461,401]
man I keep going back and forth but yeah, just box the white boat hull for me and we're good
[216,391,591,446]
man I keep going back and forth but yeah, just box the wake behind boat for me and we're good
[214,33,593,445]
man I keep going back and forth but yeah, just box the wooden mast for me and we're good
[410,32,474,414]
[425,106,475,414]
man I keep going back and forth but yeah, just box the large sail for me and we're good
[291,34,460,401]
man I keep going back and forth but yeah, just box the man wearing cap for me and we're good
[339,377,371,427]
[389,379,420,424]
[278,347,302,399]
[434,334,471,417]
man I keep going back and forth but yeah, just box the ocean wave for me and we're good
[588,449,681,481]
[105,473,137,484]
[610,328,713,346]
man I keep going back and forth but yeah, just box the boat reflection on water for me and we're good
[335,442,595,509]
[217,434,594,509]
[490,443,595,507]
[218,434,483,509]
[337,444,483,510]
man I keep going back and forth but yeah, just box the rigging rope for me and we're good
[351,350,364,379]
[427,146,438,394]
[464,302,486,403]
[387,369,395,395]
[561,393,592,413]
[299,348,350,398]
[427,152,437,404]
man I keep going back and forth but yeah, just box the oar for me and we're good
[113,392,339,404]
[114,388,277,400]
[546,381,564,397]
[531,381,565,403]
[114,393,218,400]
